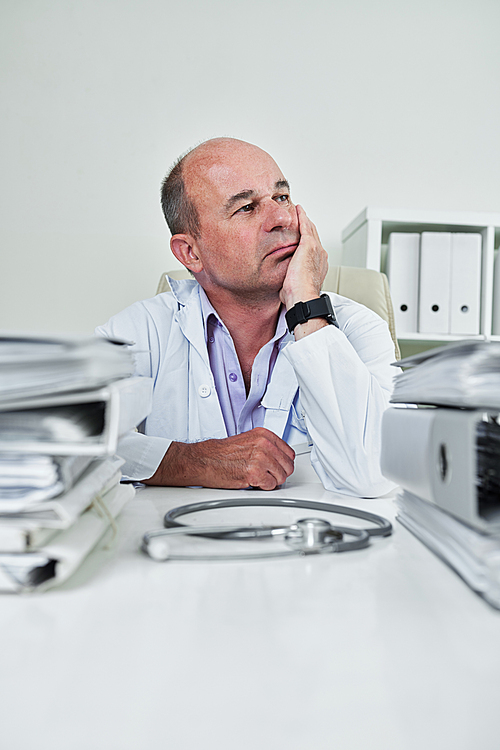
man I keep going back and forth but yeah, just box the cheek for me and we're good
[199,222,261,270]
[224,227,259,256]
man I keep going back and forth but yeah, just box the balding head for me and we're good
[160,138,277,238]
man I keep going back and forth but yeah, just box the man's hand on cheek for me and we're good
[280,205,329,310]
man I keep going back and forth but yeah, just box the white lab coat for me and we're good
[96,277,397,497]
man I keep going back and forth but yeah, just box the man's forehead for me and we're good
[184,141,286,205]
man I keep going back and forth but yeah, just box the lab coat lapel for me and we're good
[262,342,299,438]
[169,278,227,440]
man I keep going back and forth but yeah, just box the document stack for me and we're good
[386,232,481,336]
[0,334,153,593]
[381,341,500,608]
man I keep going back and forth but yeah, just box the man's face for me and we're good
[183,141,300,300]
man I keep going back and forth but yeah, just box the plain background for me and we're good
[1,0,499,335]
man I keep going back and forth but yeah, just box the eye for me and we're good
[235,203,254,214]
[275,194,290,203]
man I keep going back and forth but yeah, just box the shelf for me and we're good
[342,207,500,244]
[341,207,500,346]
[398,333,485,343]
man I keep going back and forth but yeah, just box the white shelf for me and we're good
[398,333,485,342]
[341,207,500,343]
[342,207,500,244]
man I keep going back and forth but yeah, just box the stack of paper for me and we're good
[397,490,500,610]
[0,454,92,507]
[381,340,500,608]
[0,334,134,400]
[390,341,500,409]
[0,334,153,592]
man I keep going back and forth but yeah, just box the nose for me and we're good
[262,199,296,233]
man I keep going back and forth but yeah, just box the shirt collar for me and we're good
[198,286,288,346]
[199,286,225,342]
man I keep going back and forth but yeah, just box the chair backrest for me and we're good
[157,265,401,360]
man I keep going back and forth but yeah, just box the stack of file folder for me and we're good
[386,231,482,336]
[0,334,153,592]
[381,341,500,608]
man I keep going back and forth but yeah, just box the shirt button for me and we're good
[208,336,215,343]
[228,372,238,382]
[198,384,211,398]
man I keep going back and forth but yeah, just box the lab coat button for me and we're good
[199,384,211,398]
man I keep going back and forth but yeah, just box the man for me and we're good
[96,137,396,496]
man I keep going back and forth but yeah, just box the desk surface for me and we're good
[1,456,499,750]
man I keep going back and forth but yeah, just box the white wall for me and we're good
[1,0,499,334]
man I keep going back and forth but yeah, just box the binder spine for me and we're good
[386,233,420,336]
[450,233,481,335]
[492,250,500,336]
[382,407,500,532]
[418,232,451,334]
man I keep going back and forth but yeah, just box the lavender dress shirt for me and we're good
[199,287,288,437]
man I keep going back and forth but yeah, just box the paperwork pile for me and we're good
[381,341,500,609]
[0,335,153,592]
[390,340,500,409]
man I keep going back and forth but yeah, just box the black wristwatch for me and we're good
[285,294,339,333]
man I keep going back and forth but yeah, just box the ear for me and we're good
[170,234,203,274]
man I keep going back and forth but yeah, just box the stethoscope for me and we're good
[142,497,392,562]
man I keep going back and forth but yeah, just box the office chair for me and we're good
[156,265,401,360]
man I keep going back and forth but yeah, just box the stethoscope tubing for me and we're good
[164,497,392,539]
[142,523,371,561]
[141,497,391,562]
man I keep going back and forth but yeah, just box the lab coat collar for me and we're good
[167,275,200,305]
[167,277,209,366]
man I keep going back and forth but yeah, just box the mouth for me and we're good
[266,243,298,258]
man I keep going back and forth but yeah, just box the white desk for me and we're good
[1,455,499,750]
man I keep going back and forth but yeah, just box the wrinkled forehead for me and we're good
[184,143,286,211]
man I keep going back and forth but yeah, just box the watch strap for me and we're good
[285,294,339,333]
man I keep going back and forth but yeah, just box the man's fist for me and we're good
[144,427,296,490]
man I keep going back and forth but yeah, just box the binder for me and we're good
[386,233,420,335]
[493,250,500,336]
[0,334,135,403]
[0,454,93,507]
[0,376,153,455]
[381,406,499,532]
[418,232,451,334]
[389,340,500,409]
[0,456,122,522]
[0,521,56,553]
[396,490,500,610]
[0,482,134,592]
[449,233,481,335]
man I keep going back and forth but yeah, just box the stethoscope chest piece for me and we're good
[284,518,343,551]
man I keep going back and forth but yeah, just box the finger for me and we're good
[252,442,295,483]
[247,453,294,490]
[253,428,296,462]
[296,204,309,235]
[296,205,320,244]
[247,434,295,486]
